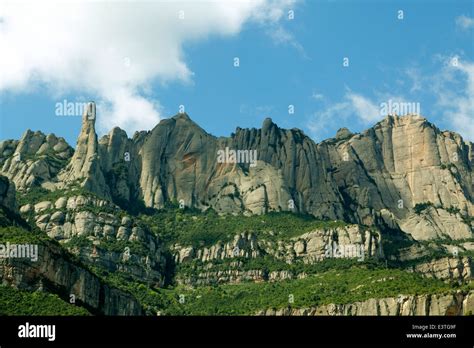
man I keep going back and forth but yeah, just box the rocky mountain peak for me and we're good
[1,107,471,243]
[262,117,275,134]
[172,112,191,121]
[336,127,353,139]
[379,114,429,128]
[58,102,111,199]
[16,129,47,155]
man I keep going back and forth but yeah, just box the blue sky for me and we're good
[0,0,473,146]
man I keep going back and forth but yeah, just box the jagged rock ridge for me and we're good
[0,105,472,242]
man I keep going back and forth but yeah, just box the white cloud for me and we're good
[380,56,473,141]
[345,92,380,123]
[0,0,297,135]
[307,91,382,140]
[307,100,350,141]
[405,67,423,93]
[456,15,474,30]
[265,25,307,58]
[432,56,474,141]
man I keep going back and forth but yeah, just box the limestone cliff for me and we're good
[0,131,73,191]
[319,115,473,241]
[1,111,472,242]
[58,102,111,199]
[257,290,474,316]
[0,240,143,315]
[1,109,473,316]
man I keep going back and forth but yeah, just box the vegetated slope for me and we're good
[0,105,472,315]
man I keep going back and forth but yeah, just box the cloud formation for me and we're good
[432,56,474,141]
[307,56,474,143]
[456,15,474,30]
[307,92,381,141]
[0,0,297,135]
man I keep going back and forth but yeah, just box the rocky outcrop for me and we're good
[23,194,166,287]
[1,110,473,316]
[399,206,472,240]
[407,257,472,283]
[173,226,383,286]
[257,290,474,316]
[58,102,111,199]
[0,239,142,315]
[98,127,142,204]
[172,225,382,266]
[94,113,474,241]
[134,115,343,217]
[178,268,268,286]
[0,131,73,191]
[319,115,473,240]
[1,111,471,242]
[177,266,305,286]
[229,118,345,218]
[274,225,382,263]
[52,112,345,219]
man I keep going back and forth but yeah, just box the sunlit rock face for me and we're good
[1,110,472,241]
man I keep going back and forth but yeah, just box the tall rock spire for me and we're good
[59,102,110,199]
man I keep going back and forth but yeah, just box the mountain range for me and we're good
[0,103,473,316]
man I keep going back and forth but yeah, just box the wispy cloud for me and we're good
[307,100,351,141]
[306,92,381,141]
[404,67,423,93]
[456,15,474,30]
[307,56,474,142]
[0,0,299,135]
[431,56,474,141]
[266,25,308,58]
[345,93,380,123]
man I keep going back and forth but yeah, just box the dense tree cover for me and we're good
[2,187,472,316]
[95,265,459,315]
[140,207,348,248]
[0,285,90,316]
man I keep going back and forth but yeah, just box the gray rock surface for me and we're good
[256,291,474,316]
[2,111,472,242]
[0,240,142,315]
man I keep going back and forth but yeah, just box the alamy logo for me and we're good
[217,147,257,167]
[324,243,365,261]
[380,99,420,116]
[18,322,56,341]
[55,99,95,119]
[0,243,38,262]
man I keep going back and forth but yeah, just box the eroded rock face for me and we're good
[57,113,346,219]
[407,257,472,283]
[99,114,472,241]
[399,207,472,240]
[133,115,345,218]
[1,111,473,315]
[172,226,383,286]
[0,241,142,315]
[256,291,474,316]
[320,115,473,241]
[230,118,345,219]
[0,131,73,191]
[58,102,111,199]
[172,225,382,266]
[1,112,472,242]
[28,194,166,287]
